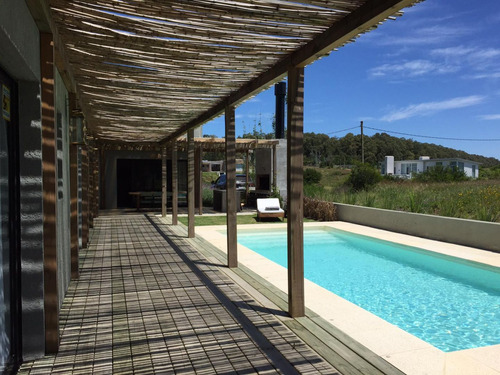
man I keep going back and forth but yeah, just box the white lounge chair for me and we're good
[257,198,285,220]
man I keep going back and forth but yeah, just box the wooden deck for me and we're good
[18,215,339,374]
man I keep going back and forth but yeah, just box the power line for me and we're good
[364,126,500,142]
[326,126,359,135]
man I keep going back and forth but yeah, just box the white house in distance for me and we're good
[382,156,480,179]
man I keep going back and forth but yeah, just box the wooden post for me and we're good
[360,120,364,164]
[287,66,305,318]
[99,148,106,209]
[41,32,59,353]
[87,147,94,228]
[94,148,100,219]
[245,149,250,199]
[162,146,167,217]
[171,142,178,225]
[70,143,79,280]
[225,106,238,268]
[187,130,195,238]
[195,146,203,215]
[81,146,89,248]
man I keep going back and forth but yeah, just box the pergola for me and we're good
[26,0,420,352]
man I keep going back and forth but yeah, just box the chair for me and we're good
[257,198,285,220]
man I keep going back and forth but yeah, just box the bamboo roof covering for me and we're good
[47,0,422,143]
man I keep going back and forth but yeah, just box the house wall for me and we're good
[335,203,500,252]
[394,160,424,176]
[463,161,478,178]
[0,0,46,360]
[393,159,479,179]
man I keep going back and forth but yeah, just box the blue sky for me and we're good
[203,0,500,160]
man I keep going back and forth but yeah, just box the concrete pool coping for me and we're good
[195,221,500,375]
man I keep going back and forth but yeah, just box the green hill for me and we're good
[303,132,500,168]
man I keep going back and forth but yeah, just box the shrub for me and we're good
[303,197,337,221]
[304,168,322,185]
[346,163,382,191]
[414,165,468,182]
[479,165,500,180]
[202,189,213,206]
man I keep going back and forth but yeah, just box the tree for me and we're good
[304,168,322,184]
[347,163,382,191]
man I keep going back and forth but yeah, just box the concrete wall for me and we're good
[54,69,71,309]
[0,0,45,360]
[335,203,500,252]
[275,139,287,200]
[0,0,40,81]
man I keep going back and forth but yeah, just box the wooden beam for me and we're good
[187,130,195,238]
[161,0,415,143]
[225,106,238,268]
[41,32,59,353]
[162,146,167,217]
[287,66,305,318]
[171,142,178,225]
[26,0,77,93]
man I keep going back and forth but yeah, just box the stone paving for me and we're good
[19,214,339,374]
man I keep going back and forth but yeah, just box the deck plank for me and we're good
[18,214,339,374]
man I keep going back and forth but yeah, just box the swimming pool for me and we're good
[236,227,500,352]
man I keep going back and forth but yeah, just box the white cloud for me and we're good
[431,46,500,71]
[430,46,476,57]
[369,59,458,78]
[380,95,485,122]
[371,46,500,80]
[479,114,500,120]
[468,72,500,80]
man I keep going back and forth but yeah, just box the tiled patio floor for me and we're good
[19,215,339,374]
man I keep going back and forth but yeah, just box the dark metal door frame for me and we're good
[0,65,22,374]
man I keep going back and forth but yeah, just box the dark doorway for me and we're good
[116,159,162,208]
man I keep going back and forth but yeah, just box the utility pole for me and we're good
[361,121,364,163]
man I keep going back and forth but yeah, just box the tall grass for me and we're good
[304,177,500,223]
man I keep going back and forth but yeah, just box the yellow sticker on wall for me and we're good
[2,84,10,121]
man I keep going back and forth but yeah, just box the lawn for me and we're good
[178,215,314,226]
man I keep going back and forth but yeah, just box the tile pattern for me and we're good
[19,215,339,374]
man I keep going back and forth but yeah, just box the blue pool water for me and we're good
[236,227,500,352]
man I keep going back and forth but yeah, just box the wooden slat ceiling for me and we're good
[48,0,421,143]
